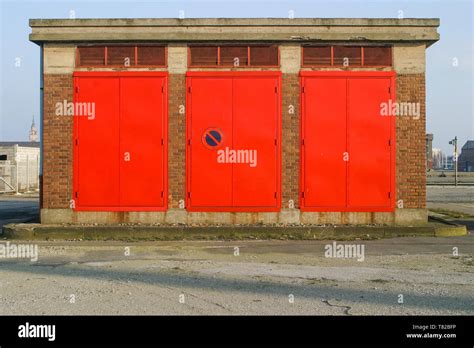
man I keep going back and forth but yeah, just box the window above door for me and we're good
[302,45,392,68]
[76,45,166,68]
[188,45,279,68]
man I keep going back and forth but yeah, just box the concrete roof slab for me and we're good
[29,18,440,46]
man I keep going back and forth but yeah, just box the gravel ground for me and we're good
[0,190,473,315]
[0,237,473,315]
[427,186,474,203]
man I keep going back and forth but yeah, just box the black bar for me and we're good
[0,315,472,346]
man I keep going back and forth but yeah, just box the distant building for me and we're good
[432,148,443,169]
[426,134,434,169]
[445,155,455,170]
[29,115,39,142]
[458,140,474,172]
[0,142,40,192]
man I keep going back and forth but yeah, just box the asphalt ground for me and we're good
[0,190,472,315]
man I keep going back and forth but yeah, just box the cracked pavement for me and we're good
[0,236,473,315]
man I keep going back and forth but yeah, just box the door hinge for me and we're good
[161,191,164,198]
[162,86,164,93]
[275,86,278,93]
[161,138,164,146]
[302,139,305,146]
[301,191,305,198]
[388,86,391,94]
[75,86,80,93]
[187,192,191,198]
[75,191,78,198]
[75,138,78,146]
[274,192,277,199]
[388,192,391,199]
[188,86,192,93]
[302,86,305,93]
[187,139,191,146]
[388,139,391,146]
[274,138,277,146]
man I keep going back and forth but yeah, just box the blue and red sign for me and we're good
[202,128,224,149]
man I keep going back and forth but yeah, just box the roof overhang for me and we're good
[29,18,440,47]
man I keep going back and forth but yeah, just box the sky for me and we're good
[0,0,472,155]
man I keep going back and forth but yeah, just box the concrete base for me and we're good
[3,217,466,241]
[40,208,428,226]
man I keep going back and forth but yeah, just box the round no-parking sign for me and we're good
[202,128,224,149]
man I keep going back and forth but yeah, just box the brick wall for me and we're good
[281,74,300,208]
[396,73,426,209]
[40,46,427,221]
[42,74,73,208]
[168,74,186,208]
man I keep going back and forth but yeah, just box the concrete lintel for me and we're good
[280,44,301,73]
[43,44,75,74]
[393,43,426,74]
[167,45,187,74]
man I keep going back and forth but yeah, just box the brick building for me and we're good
[0,142,40,193]
[29,18,439,226]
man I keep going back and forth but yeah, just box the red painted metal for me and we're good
[188,76,233,208]
[73,72,168,211]
[74,76,120,208]
[119,76,166,207]
[188,46,280,68]
[347,77,392,208]
[232,76,279,207]
[186,71,281,212]
[302,76,347,208]
[301,46,393,68]
[300,71,396,212]
[76,46,167,68]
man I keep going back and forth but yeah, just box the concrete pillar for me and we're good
[167,44,187,74]
[43,44,76,74]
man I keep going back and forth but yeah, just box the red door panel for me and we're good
[189,77,233,207]
[300,71,395,212]
[75,77,120,207]
[303,77,347,208]
[347,78,392,208]
[232,77,278,207]
[120,77,165,207]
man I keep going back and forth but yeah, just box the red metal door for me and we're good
[74,76,120,207]
[302,77,347,208]
[232,76,279,207]
[188,77,233,208]
[347,78,392,208]
[74,72,168,211]
[119,76,166,207]
[300,71,395,212]
[187,72,281,211]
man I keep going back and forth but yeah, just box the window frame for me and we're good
[301,45,393,68]
[188,44,280,68]
[75,45,168,68]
